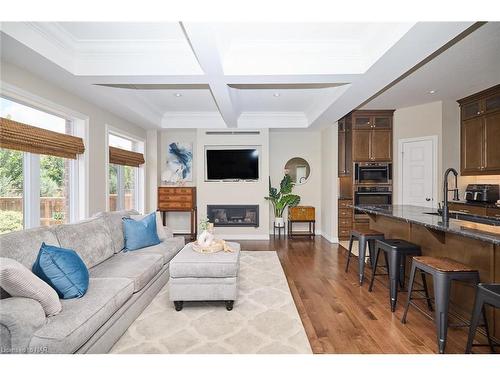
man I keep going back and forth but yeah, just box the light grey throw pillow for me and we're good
[131,212,171,241]
[0,257,62,316]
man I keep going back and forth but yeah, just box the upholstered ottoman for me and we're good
[169,241,240,311]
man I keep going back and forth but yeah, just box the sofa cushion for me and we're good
[122,213,161,251]
[169,242,241,279]
[89,253,163,292]
[0,257,62,316]
[131,212,170,241]
[29,277,133,354]
[32,243,89,300]
[131,237,185,265]
[0,226,59,270]
[94,210,139,253]
[54,217,113,269]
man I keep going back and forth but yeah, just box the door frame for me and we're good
[397,135,438,208]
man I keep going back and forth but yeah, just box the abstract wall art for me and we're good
[163,142,193,183]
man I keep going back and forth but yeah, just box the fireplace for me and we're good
[207,205,259,227]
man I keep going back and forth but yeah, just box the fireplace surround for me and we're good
[207,205,259,227]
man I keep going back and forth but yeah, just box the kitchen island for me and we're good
[354,204,500,341]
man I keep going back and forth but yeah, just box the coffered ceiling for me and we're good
[0,22,490,129]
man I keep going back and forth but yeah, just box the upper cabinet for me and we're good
[338,110,394,177]
[351,110,394,162]
[338,116,352,176]
[458,84,500,175]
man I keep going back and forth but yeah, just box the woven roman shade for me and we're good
[109,146,145,167]
[0,117,85,159]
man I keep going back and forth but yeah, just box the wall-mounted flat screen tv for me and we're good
[206,148,259,180]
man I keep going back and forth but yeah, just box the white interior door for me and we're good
[400,138,436,208]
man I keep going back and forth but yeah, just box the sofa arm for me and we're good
[0,297,46,354]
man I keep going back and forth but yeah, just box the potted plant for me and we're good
[265,175,300,227]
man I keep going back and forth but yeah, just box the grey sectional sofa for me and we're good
[0,210,185,354]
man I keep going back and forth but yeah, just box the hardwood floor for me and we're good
[238,236,494,354]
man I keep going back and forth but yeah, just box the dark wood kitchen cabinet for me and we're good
[338,110,394,170]
[352,129,371,161]
[351,110,394,162]
[338,117,352,176]
[370,129,392,161]
[458,84,500,175]
[336,109,394,240]
[484,112,500,172]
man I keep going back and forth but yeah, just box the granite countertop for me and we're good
[353,204,500,245]
[449,200,500,208]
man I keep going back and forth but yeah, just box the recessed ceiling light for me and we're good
[428,90,437,94]
[173,93,182,97]
[273,93,280,97]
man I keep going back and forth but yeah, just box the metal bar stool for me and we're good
[345,228,384,285]
[465,283,499,354]
[402,256,483,354]
[369,239,430,312]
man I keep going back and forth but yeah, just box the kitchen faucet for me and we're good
[442,167,460,223]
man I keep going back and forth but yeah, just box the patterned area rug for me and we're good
[339,240,359,256]
[110,251,312,354]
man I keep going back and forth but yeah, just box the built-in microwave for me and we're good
[354,162,392,185]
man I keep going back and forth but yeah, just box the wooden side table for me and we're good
[288,206,316,238]
[157,186,197,240]
[288,219,315,238]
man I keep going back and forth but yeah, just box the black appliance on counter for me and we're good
[354,185,392,218]
[464,184,500,203]
[354,162,392,185]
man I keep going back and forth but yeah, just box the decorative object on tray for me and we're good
[197,217,214,247]
[192,217,234,253]
[265,174,300,227]
[191,239,234,253]
[162,142,193,184]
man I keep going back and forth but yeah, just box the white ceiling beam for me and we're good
[225,74,361,85]
[79,75,210,85]
[181,22,239,128]
[310,22,482,128]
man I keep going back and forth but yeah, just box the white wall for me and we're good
[442,100,461,175]
[145,129,158,213]
[269,130,322,234]
[158,127,343,241]
[158,129,269,239]
[321,125,338,242]
[1,61,147,216]
[392,100,500,203]
[159,129,197,232]
[196,129,270,240]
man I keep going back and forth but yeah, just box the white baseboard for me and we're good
[268,229,323,236]
[214,234,270,240]
[320,234,339,243]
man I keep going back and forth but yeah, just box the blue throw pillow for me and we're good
[122,212,161,251]
[32,242,89,299]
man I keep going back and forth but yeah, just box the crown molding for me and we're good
[2,22,203,76]
[161,112,226,128]
[237,112,308,128]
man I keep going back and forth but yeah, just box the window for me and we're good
[0,96,86,232]
[107,131,144,212]
[123,166,136,210]
[108,163,118,211]
[40,155,70,225]
[0,149,24,234]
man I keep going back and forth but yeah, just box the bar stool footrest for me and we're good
[407,301,434,321]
